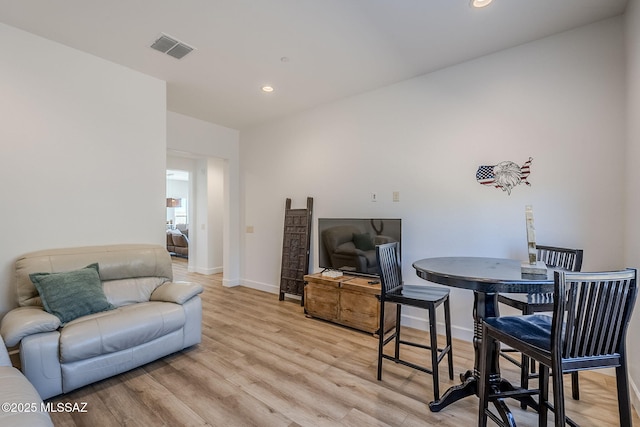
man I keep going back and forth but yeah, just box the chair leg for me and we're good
[477,324,492,427]
[394,304,401,359]
[520,354,530,409]
[539,365,549,427]
[571,372,579,400]
[444,297,454,380]
[615,356,633,427]
[377,298,386,381]
[552,361,566,427]
[429,305,440,401]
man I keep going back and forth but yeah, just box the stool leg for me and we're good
[539,365,549,427]
[520,354,530,409]
[444,297,454,380]
[571,372,579,400]
[394,304,401,359]
[522,302,533,410]
[377,298,386,381]
[551,360,566,427]
[478,323,492,427]
[615,355,632,427]
[429,304,440,401]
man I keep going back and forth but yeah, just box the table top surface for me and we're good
[412,256,557,293]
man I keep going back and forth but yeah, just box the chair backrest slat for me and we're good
[589,281,613,355]
[606,281,631,354]
[583,281,612,356]
[376,242,402,296]
[537,245,583,272]
[568,283,587,356]
[555,270,637,360]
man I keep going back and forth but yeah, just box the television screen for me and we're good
[318,218,401,277]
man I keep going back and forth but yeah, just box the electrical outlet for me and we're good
[393,191,400,202]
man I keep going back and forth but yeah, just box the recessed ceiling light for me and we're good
[261,86,274,93]
[471,0,493,8]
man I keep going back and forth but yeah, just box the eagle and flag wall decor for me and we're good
[476,157,533,195]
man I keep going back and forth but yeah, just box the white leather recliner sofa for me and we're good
[0,244,203,400]
[0,334,53,426]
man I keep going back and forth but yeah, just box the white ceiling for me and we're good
[0,0,629,130]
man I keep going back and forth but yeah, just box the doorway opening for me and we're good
[166,169,190,258]
[166,155,225,276]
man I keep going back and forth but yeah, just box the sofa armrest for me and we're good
[0,335,11,367]
[0,365,54,426]
[150,281,203,304]
[0,307,61,347]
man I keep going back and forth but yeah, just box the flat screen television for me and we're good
[318,218,401,277]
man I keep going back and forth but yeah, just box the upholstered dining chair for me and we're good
[479,268,637,427]
[375,242,453,401]
[497,245,583,402]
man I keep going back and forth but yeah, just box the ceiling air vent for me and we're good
[150,34,194,59]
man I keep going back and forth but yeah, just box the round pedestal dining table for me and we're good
[412,257,556,426]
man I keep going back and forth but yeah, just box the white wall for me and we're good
[240,18,626,340]
[0,23,167,316]
[167,111,240,286]
[189,157,224,275]
[207,157,225,273]
[624,0,640,415]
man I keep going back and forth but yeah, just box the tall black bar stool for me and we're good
[375,242,453,401]
[497,245,583,401]
[479,268,637,427]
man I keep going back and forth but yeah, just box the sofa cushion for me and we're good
[30,263,114,324]
[59,301,185,363]
[103,277,167,307]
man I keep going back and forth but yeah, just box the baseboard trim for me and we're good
[242,279,279,294]
[187,266,223,275]
[222,277,240,287]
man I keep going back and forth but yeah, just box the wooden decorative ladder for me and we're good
[278,197,313,305]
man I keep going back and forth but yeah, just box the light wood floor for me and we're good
[47,257,639,426]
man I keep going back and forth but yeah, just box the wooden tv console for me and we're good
[303,272,395,334]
